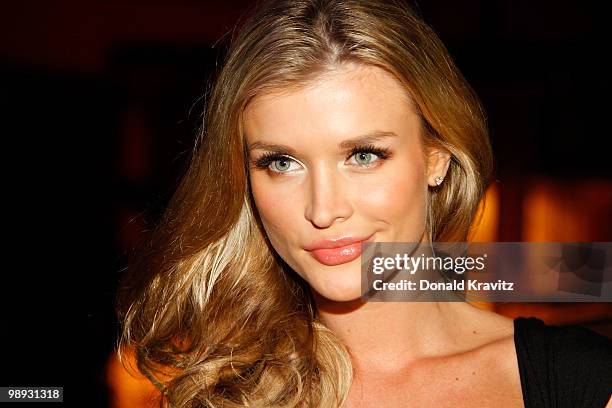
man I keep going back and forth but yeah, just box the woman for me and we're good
[115,0,612,407]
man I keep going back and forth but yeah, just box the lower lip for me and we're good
[309,236,373,266]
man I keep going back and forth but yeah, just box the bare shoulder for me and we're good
[476,315,520,379]
[449,306,522,385]
[452,310,524,407]
[448,303,516,351]
[465,308,518,373]
[406,309,523,407]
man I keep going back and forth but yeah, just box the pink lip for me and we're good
[304,234,375,266]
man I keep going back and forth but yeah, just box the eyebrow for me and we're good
[247,130,398,155]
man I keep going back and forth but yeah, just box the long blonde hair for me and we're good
[115,0,493,406]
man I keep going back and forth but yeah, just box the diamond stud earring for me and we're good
[434,176,444,186]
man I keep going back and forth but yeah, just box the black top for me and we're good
[514,317,612,408]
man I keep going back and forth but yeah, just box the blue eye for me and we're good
[269,157,299,172]
[250,154,300,173]
[352,151,377,166]
[250,144,392,174]
[347,146,391,167]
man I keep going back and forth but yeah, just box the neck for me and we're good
[313,292,489,375]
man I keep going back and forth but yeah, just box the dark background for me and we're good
[1,0,610,406]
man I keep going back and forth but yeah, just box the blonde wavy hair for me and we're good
[115,0,494,406]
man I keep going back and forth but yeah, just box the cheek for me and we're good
[249,173,299,250]
[359,157,427,236]
[250,174,277,220]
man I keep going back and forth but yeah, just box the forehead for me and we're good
[242,63,420,143]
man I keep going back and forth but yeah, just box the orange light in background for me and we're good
[467,182,500,311]
[522,176,612,242]
[468,181,500,243]
[106,348,162,408]
[496,176,612,326]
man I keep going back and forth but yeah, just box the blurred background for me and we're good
[1,0,610,406]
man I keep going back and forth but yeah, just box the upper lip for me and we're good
[303,234,374,251]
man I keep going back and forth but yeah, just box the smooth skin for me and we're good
[244,63,524,407]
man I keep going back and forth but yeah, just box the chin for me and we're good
[304,261,364,303]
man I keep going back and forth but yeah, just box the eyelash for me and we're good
[250,144,392,173]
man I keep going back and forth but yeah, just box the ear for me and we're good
[426,147,452,187]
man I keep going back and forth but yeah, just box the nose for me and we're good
[304,163,353,228]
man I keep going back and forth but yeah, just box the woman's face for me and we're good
[244,63,449,302]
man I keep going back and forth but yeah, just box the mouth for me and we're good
[306,233,375,266]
